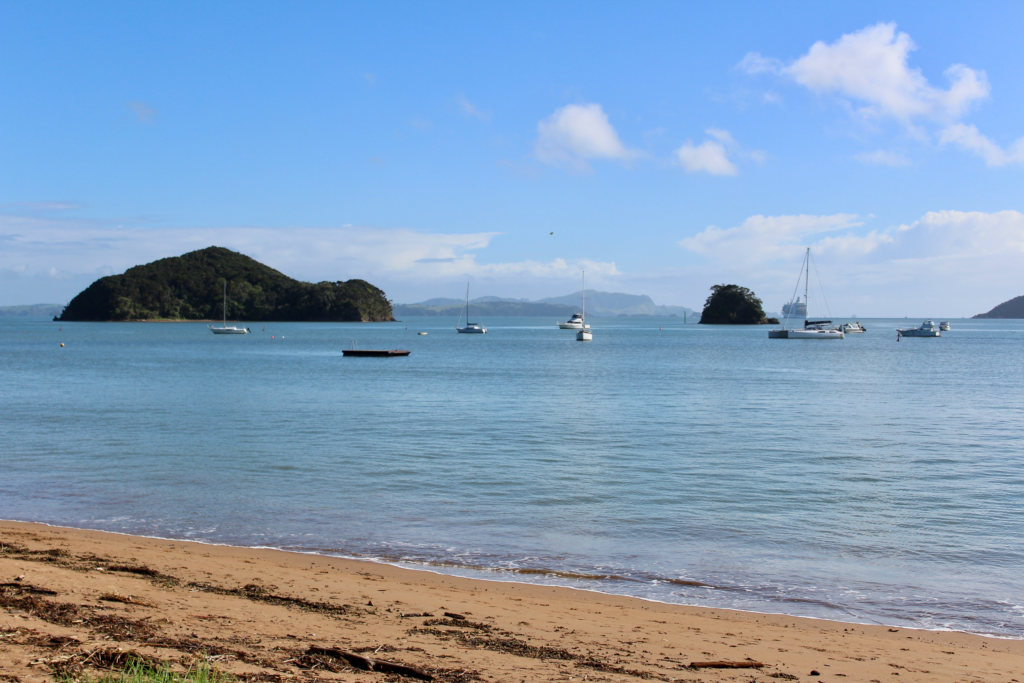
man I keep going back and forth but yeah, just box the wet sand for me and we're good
[1,520,1021,682]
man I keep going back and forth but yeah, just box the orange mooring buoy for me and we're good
[60,343,64,347]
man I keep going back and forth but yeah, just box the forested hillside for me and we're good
[57,247,394,322]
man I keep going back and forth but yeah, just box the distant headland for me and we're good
[56,247,394,322]
[972,295,1024,319]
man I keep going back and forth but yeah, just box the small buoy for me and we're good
[272,335,275,339]
[60,343,64,347]
[418,332,428,335]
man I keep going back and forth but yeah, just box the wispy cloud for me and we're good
[455,94,490,122]
[535,103,639,171]
[854,150,911,167]
[127,101,158,125]
[938,124,1024,167]
[674,129,763,176]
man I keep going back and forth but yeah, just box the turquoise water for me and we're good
[2,316,1022,636]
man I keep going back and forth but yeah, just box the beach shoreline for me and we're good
[2,520,1022,682]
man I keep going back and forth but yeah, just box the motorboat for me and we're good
[456,284,487,334]
[841,321,866,333]
[576,271,592,341]
[770,248,843,340]
[209,281,249,335]
[939,321,951,331]
[558,312,586,329]
[898,320,941,337]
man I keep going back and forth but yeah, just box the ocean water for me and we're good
[2,316,1022,636]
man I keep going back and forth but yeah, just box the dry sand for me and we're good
[1,521,1021,682]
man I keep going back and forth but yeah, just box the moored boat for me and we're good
[456,284,487,334]
[770,248,843,340]
[576,271,592,341]
[558,312,586,329]
[898,320,941,337]
[939,321,951,331]
[209,282,249,335]
[841,321,866,333]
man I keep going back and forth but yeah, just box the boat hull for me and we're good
[898,329,940,337]
[787,329,844,339]
[576,330,592,341]
[210,327,247,335]
[456,327,487,334]
[343,349,410,357]
[558,322,584,329]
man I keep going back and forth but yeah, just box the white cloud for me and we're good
[455,94,490,122]
[939,124,1024,167]
[127,101,158,124]
[680,214,866,263]
[854,150,911,167]
[535,103,638,170]
[0,209,620,306]
[677,210,1024,316]
[741,23,989,125]
[674,129,762,176]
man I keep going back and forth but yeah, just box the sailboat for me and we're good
[209,281,249,335]
[576,271,592,341]
[456,284,487,334]
[769,248,843,340]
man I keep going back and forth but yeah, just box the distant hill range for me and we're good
[973,295,1024,319]
[57,246,394,322]
[395,290,698,318]
[0,304,64,318]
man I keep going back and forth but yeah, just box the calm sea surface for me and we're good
[2,316,1022,636]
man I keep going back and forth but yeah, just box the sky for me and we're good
[2,1,1023,316]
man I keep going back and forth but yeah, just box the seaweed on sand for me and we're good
[184,582,354,617]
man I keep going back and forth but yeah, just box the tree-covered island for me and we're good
[698,284,778,325]
[56,246,394,322]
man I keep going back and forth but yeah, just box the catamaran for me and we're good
[576,271,592,341]
[456,284,487,334]
[209,281,249,335]
[770,248,843,339]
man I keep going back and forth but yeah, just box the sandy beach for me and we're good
[1,521,1021,682]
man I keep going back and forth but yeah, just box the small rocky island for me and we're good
[57,246,394,322]
[698,284,778,325]
[972,295,1024,319]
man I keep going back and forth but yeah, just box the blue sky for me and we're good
[2,1,1023,316]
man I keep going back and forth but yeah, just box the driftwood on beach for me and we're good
[306,646,433,680]
[690,660,764,669]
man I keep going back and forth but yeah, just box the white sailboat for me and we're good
[576,271,592,341]
[209,281,249,335]
[456,284,487,334]
[769,248,843,340]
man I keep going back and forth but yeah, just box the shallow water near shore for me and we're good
[2,316,1022,636]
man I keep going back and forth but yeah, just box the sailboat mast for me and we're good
[223,281,227,326]
[804,247,809,315]
[581,271,586,321]
[466,283,470,323]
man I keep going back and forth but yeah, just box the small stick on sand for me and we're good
[690,660,764,669]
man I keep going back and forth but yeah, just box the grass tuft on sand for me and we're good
[62,659,234,683]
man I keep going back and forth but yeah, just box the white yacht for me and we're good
[456,284,487,334]
[558,312,586,329]
[769,248,843,339]
[898,320,941,337]
[576,271,592,341]
[939,321,951,331]
[209,282,249,335]
[841,321,866,333]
